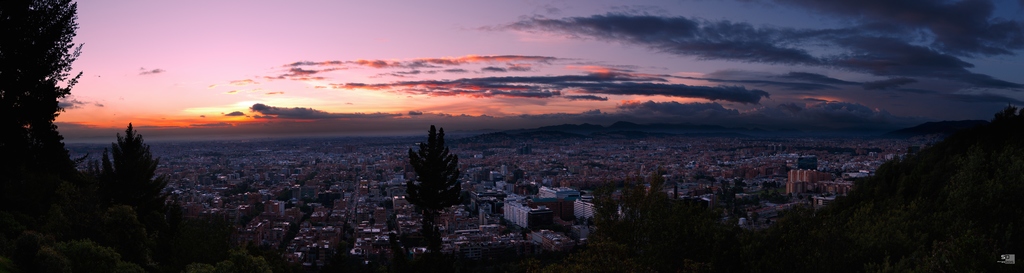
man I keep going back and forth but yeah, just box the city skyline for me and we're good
[57,0,1024,141]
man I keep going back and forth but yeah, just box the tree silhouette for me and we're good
[100,123,169,223]
[406,125,461,253]
[0,0,82,220]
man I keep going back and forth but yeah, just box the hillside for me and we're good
[540,107,1024,273]
[882,120,989,138]
[753,108,1022,272]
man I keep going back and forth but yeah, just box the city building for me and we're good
[573,198,595,220]
[786,169,833,194]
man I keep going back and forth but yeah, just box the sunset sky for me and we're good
[57,0,1024,141]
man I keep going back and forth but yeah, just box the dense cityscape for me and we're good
[67,132,931,271]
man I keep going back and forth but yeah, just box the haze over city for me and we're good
[57,0,1024,141]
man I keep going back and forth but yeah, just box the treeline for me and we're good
[0,1,289,272]
[0,123,296,273]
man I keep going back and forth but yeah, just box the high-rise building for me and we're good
[573,198,595,220]
[786,169,833,194]
[503,194,530,228]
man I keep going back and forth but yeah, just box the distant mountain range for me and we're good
[508,121,769,136]
[455,122,809,144]
[453,120,992,143]
[527,121,749,133]
[882,120,989,138]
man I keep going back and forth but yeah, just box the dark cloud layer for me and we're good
[502,10,1023,89]
[337,71,770,103]
[571,82,770,103]
[769,0,1024,56]
[249,103,401,119]
[505,14,820,65]
[224,111,245,117]
[58,97,103,110]
[943,93,1024,104]
[481,66,508,72]
[618,100,739,118]
[775,72,857,85]
[58,99,85,109]
[862,77,918,90]
[832,36,1021,88]
[677,72,842,91]
[507,64,533,71]
[564,95,609,101]
[612,100,919,131]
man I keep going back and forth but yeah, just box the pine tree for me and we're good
[100,123,168,222]
[0,0,83,220]
[406,125,461,253]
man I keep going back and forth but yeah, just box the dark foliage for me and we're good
[154,216,233,272]
[745,107,1024,273]
[407,125,462,253]
[0,0,81,225]
[100,123,169,220]
[569,173,739,273]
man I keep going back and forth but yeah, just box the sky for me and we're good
[56,0,1024,141]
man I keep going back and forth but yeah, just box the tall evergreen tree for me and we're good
[101,123,168,222]
[0,0,82,220]
[407,125,461,253]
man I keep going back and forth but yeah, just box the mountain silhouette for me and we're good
[882,120,989,138]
